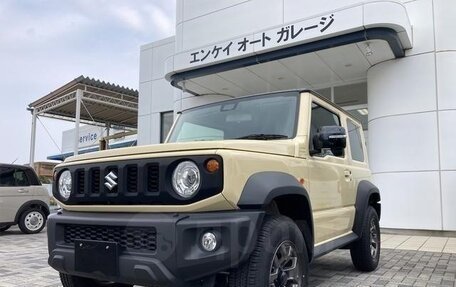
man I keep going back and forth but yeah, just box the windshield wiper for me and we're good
[235,134,289,140]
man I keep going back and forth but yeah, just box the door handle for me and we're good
[17,189,29,193]
[344,170,352,181]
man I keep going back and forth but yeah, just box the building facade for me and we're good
[138,0,456,231]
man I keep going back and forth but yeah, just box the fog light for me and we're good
[201,232,217,252]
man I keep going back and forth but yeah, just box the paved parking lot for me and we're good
[0,227,455,287]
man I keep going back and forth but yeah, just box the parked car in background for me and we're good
[0,164,50,234]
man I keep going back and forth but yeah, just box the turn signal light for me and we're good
[206,159,220,173]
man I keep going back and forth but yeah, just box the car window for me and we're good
[0,167,16,187]
[309,103,343,157]
[347,119,365,162]
[0,167,30,187]
[14,169,30,186]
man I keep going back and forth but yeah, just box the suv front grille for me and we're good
[63,224,157,252]
[69,163,160,205]
[53,156,223,205]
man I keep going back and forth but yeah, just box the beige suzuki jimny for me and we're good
[48,90,381,287]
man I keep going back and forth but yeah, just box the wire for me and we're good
[37,116,62,153]
[81,99,96,123]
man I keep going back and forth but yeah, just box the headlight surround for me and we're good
[172,161,201,198]
[58,170,72,200]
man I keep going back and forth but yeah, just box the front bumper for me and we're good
[47,210,264,286]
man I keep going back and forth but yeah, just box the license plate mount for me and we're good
[75,239,119,277]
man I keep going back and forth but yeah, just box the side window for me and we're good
[310,103,342,157]
[14,169,30,187]
[347,119,365,162]
[0,167,31,187]
[160,111,174,143]
[0,167,15,187]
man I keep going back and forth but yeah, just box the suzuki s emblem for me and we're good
[104,171,118,191]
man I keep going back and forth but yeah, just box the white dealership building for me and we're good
[137,0,456,232]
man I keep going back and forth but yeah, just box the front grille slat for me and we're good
[90,168,100,194]
[146,164,159,193]
[76,170,85,194]
[63,225,157,252]
[126,165,138,193]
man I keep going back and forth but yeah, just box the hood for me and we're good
[64,140,297,163]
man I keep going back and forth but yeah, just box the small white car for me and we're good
[0,164,50,234]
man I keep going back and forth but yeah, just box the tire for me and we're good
[60,273,133,287]
[228,215,309,287]
[350,206,381,272]
[18,208,46,234]
[0,225,11,232]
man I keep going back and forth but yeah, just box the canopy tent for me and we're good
[28,76,138,165]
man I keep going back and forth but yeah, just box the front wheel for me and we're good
[350,206,381,271]
[228,215,309,287]
[60,273,133,287]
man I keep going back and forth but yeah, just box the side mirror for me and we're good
[311,126,347,156]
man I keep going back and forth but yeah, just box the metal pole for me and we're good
[106,123,111,150]
[29,109,37,168]
[74,89,82,156]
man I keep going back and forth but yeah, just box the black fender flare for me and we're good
[238,171,314,258]
[353,180,381,237]
[14,200,50,223]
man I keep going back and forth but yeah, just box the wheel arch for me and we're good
[353,180,381,237]
[238,171,315,260]
[14,200,50,223]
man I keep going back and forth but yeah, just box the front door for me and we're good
[307,98,354,245]
[0,166,31,223]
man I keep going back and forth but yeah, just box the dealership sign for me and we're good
[172,6,366,72]
[188,14,334,66]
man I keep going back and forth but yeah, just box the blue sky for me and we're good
[0,0,175,164]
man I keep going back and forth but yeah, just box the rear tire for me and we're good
[350,206,381,271]
[60,273,133,287]
[0,225,11,232]
[228,215,308,287]
[18,208,46,234]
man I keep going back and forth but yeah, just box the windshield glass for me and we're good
[168,92,299,143]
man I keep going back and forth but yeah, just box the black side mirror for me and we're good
[311,126,347,156]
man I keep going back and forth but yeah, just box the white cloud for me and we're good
[110,5,145,32]
[145,4,176,37]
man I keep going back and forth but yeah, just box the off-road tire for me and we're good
[60,273,133,287]
[0,225,11,232]
[350,206,381,271]
[18,208,46,234]
[228,215,308,287]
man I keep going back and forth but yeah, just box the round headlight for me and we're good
[172,161,201,198]
[58,170,72,200]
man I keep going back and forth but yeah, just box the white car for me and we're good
[0,164,50,234]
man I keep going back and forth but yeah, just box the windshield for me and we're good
[168,92,299,143]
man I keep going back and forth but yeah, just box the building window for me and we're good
[160,111,174,143]
[347,119,365,162]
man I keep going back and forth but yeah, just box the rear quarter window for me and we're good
[347,119,365,162]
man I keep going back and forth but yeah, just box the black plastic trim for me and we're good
[170,28,405,95]
[47,210,264,286]
[238,171,315,258]
[313,233,358,259]
[353,180,381,237]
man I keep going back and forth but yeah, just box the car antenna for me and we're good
[11,158,18,164]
